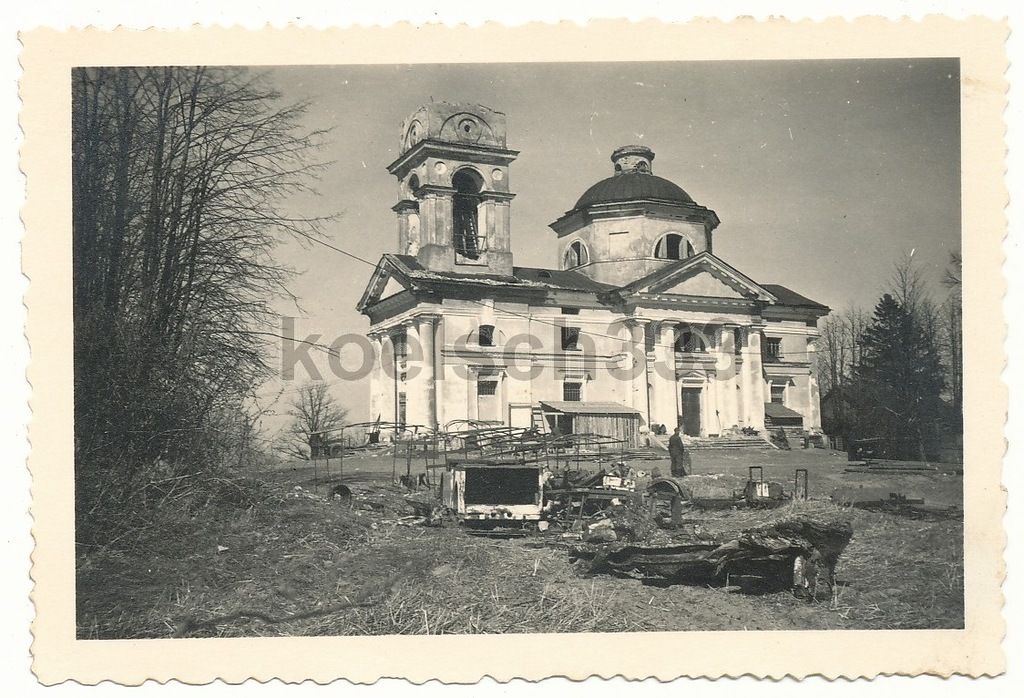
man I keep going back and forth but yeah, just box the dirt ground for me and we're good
[76,447,964,638]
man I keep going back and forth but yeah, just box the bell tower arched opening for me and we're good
[452,169,485,261]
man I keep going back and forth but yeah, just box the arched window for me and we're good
[675,328,708,353]
[563,240,590,269]
[654,233,694,260]
[452,169,485,260]
[477,324,495,347]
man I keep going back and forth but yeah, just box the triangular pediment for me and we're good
[620,252,777,303]
[654,269,746,298]
[380,275,406,301]
[356,257,415,312]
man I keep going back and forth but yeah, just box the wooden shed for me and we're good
[538,401,642,447]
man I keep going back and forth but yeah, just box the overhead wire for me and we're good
[297,234,841,357]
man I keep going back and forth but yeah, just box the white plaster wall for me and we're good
[367,296,821,438]
[558,216,707,285]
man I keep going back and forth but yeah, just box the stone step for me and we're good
[685,437,770,450]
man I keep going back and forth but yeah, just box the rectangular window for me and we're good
[733,327,743,355]
[563,382,582,402]
[397,392,407,424]
[477,380,498,396]
[764,337,782,361]
[770,384,785,404]
[478,324,495,347]
[560,307,580,315]
[561,326,580,351]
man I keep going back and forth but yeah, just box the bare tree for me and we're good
[890,250,961,414]
[72,66,331,535]
[890,251,941,334]
[283,382,349,460]
[816,312,847,398]
[940,251,963,414]
[815,305,867,437]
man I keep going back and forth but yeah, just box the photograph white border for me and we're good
[20,18,1008,683]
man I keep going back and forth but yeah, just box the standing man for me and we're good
[668,426,691,477]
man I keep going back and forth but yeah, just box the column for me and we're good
[402,319,425,428]
[417,315,438,430]
[625,319,650,430]
[705,326,720,436]
[651,323,677,430]
[433,315,445,429]
[806,337,822,430]
[367,332,383,423]
[667,325,679,430]
[377,333,396,432]
[719,326,740,430]
[739,327,766,431]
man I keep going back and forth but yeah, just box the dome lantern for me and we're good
[611,144,655,175]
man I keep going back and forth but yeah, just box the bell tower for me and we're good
[386,102,519,276]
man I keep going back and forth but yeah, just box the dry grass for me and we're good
[830,510,964,628]
[77,458,964,638]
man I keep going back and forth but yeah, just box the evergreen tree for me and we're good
[851,293,946,461]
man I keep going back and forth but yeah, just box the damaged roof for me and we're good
[386,254,616,292]
[511,266,617,292]
[360,253,828,317]
[760,284,829,311]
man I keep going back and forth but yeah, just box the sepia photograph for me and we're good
[68,58,969,641]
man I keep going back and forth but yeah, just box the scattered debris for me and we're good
[844,460,939,473]
[330,484,353,505]
[570,515,853,600]
[741,466,788,508]
[286,485,322,501]
[831,489,962,520]
[441,462,545,526]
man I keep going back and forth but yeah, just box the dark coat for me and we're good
[668,433,686,457]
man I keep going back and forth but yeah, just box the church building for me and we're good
[357,102,828,443]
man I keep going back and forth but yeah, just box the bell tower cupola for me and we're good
[386,102,519,276]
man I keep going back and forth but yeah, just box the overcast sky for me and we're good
[257,59,961,424]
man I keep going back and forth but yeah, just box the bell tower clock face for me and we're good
[404,120,423,149]
[456,116,482,142]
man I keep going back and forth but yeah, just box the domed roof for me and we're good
[574,171,695,209]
